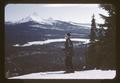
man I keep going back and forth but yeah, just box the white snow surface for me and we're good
[13,38,90,47]
[8,70,116,79]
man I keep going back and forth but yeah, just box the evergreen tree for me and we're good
[90,14,97,42]
[86,14,98,69]
[98,4,116,69]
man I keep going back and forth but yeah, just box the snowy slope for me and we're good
[13,38,89,47]
[8,70,116,79]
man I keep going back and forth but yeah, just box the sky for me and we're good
[5,4,109,24]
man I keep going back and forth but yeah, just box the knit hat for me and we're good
[66,33,71,36]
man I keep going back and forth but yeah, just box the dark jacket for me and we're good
[64,38,74,57]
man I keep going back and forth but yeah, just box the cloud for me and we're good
[42,4,99,8]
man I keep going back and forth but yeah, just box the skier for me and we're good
[64,33,74,73]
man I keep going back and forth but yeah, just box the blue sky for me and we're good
[5,4,109,24]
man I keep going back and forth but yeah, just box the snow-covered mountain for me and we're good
[6,13,91,28]
[5,13,91,44]
[16,13,58,25]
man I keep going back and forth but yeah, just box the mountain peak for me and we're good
[16,13,57,25]
[17,13,42,23]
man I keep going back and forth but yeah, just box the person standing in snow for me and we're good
[64,33,74,73]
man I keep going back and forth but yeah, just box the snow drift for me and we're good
[8,70,116,79]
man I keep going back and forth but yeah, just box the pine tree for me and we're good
[86,14,98,69]
[98,4,116,69]
[90,14,97,42]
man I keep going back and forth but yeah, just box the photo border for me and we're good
[1,0,120,83]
